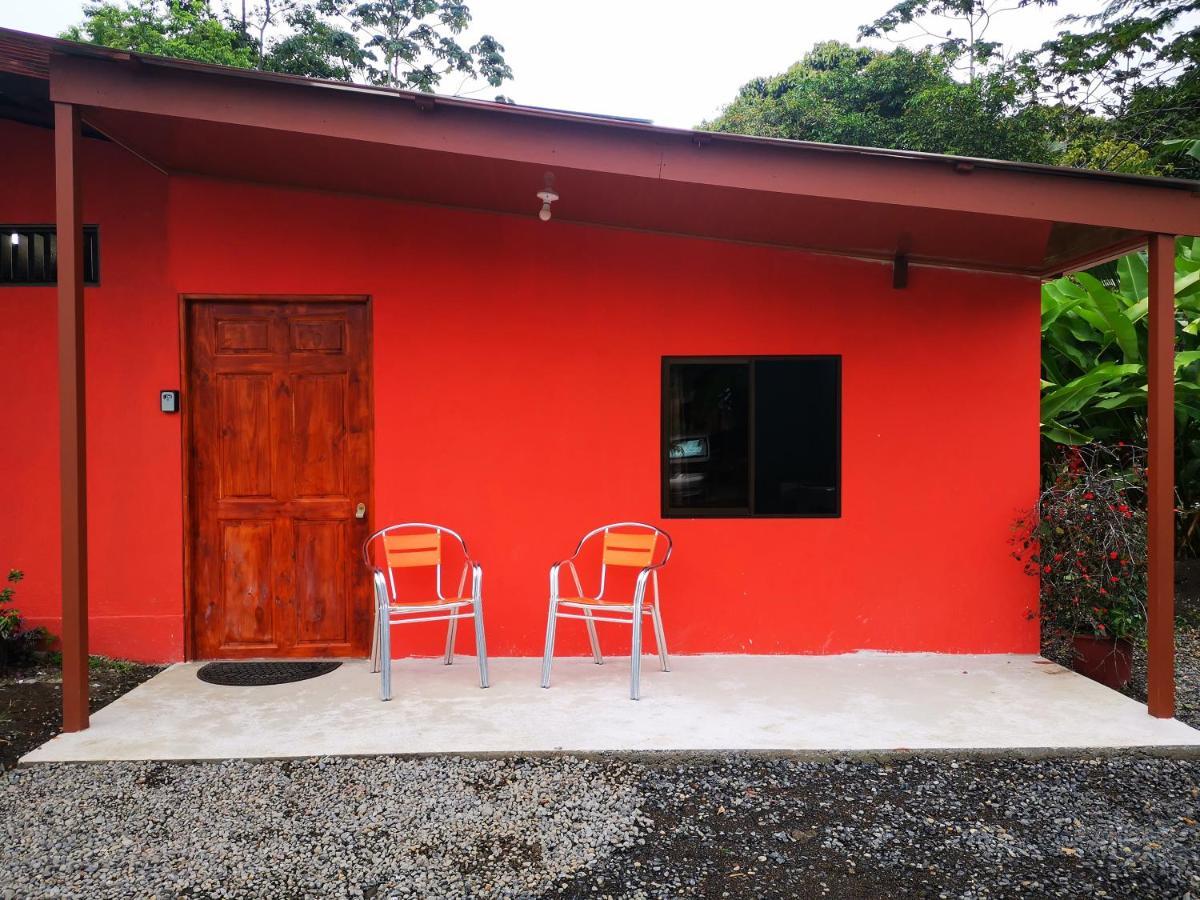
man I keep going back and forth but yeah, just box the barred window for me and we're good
[1,226,99,285]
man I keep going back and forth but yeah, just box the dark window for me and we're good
[0,226,99,286]
[663,356,840,517]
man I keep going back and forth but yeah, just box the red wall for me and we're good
[1,119,1041,661]
[1,121,183,660]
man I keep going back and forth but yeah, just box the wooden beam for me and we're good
[1147,233,1176,719]
[54,101,89,732]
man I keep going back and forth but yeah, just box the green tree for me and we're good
[703,41,1059,164]
[62,0,257,68]
[314,0,511,91]
[64,0,512,94]
[855,0,1198,176]
[1023,0,1200,178]
[264,5,369,79]
[858,0,1042,82]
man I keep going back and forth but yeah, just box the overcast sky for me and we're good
[2,0,1097,127]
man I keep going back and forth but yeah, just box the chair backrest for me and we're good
[383,531,441,569]
[601,530,659,568]
[364,523,469,602]
[575,522,671,600]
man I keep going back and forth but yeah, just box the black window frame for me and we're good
[661,355,842,519]
[0,225,100,287]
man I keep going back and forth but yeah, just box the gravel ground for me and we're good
[1126,625,1200,728]
[2,753,1199,899]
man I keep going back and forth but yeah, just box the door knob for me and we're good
[355,502,366,520]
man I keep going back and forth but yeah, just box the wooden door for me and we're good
[187,299,372,659]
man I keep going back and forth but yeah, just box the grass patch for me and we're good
[36,652,147,674]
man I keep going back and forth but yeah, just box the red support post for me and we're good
[54,102,89,732]
[1146,233,1176,719]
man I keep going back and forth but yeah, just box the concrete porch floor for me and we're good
[21,653,1200,763]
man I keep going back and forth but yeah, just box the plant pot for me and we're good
[1071,634,1134,690]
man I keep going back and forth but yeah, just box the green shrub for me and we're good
[0,569,50,668]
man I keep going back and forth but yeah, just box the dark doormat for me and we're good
[196,661,342,686]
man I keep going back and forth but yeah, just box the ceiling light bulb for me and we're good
[9,233,17,246]
[536,187,559,222]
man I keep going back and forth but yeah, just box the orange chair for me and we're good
[363,523,487,700]
[540,522,672,700]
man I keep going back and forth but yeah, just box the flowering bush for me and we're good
[1012,444,1147,642]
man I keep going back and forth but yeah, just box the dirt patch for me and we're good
[0,658,161,770]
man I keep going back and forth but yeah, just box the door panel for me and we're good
[219,520,276,648]
[189,299,372,659]
[292,373,347,498]
[217,373,273,498]
[293,519,349,646]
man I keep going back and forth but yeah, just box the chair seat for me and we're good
[556,597,647,610]
[385,597,473,612]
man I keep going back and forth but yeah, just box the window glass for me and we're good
[665,362,749,511]
[754,357,839,515]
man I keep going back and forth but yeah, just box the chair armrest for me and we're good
[370,570,390,608]
[631,560,669,605]
[549,558,586,600]
[469,560,483,600]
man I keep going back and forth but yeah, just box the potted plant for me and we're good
[1012,444,1147,690]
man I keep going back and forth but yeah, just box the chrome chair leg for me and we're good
[370,606,381,674]
[650,602,670,672]
[584,608,603,665]
[630,602,643,700]
[444,615,458,665]
[473,600,490,689]
[380,612,392,701]
[541,600,558,688]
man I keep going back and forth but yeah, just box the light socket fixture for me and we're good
[537,172,558,221]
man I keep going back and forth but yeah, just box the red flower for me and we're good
[1110,576,1119,584]
[1099,588,1108,596]
[1084,492,1095,500]
[1053,553,1064,562]
[1109,551,1119,560]
[1043,565,1052,573]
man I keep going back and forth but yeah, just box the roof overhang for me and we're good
[3,28,1198,277]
